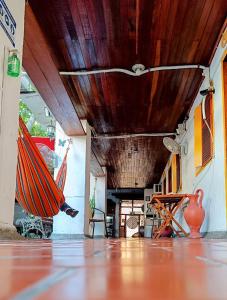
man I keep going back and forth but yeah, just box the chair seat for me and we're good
[89,219,104,222]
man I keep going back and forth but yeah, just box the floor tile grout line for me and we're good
[11,268,77,300]
[195,256,227,266]
[10,247,113,300]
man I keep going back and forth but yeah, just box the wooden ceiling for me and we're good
[25,0,227,188]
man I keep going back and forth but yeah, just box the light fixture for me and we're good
[47,120,55,138]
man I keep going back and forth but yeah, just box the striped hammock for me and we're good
[16,117,68,217]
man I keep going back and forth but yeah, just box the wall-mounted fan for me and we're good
[163,137,188,155]
[163,137,181,154]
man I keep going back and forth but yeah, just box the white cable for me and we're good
[92,132,176,139]
[202,97,206,120]
[202,96,213,142]
[59,64,207,77]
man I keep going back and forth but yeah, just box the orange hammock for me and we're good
[16,117,68,217]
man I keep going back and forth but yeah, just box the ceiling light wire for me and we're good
[92,132,176,139]
[59,64,207,77]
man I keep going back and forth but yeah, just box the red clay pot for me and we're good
[184,189,205,238]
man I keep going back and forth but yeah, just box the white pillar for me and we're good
[89,169,107,236]
[0,0,25,237]
[53,121,91,237]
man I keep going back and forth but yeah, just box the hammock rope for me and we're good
[55,139,71,191]
[16,117,68,217]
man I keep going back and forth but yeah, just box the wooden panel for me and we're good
[26,0,227,188]
[163,177,166,195]
[23,5,84,136]
[176,154,181,192]
[194,105,203,169]
[168,166,172,193]
[171,155,177,194]
[92,136,169,188]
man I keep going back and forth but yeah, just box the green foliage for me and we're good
[89,193,95,210]
[30,121,48,137]
[19,101,32,124]
[19,101,48,137]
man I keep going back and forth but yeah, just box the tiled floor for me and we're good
[1,238,227,299]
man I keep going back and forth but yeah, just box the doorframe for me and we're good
[119,200,143,237]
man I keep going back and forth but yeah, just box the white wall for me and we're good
[161,41,227,233]
[53,121,90,235]
[0,0,25,230]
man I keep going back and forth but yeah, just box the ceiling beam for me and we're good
[23,4,84,136]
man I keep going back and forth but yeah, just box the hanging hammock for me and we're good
[16,117,68,217]
[55,143,70,191]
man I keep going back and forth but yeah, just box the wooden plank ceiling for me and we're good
[26,0,227,188]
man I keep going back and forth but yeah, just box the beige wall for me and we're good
[0,0,25,229]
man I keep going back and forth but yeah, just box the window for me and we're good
[176,154,181,191]
[202,94,213,165]
[163,176,166,194]
[171,154,181,193]
[168,166,172,193]
[194,94,213,172]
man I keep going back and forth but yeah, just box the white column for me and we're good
[89,169,107,236]
[0,0,25,237]
[53,121,91,236]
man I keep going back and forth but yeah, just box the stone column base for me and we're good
[0,222,24,240]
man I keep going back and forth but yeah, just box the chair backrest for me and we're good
[89,193,95,218]
[89,178,97,218]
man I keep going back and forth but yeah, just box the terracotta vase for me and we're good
[184,189,205,238]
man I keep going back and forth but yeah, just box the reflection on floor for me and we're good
[1,238,227,299]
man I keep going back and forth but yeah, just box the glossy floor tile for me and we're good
[1,238,227,299]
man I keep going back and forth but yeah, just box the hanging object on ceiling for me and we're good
[7,50,20,78]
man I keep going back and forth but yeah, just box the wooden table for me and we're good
[149,194,189,239]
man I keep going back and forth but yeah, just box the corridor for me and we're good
[1,238,227,300]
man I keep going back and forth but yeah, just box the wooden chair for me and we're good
[89,208,108,238]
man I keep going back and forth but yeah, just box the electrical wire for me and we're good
[92,132,176,139]
[60,64,207,77]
